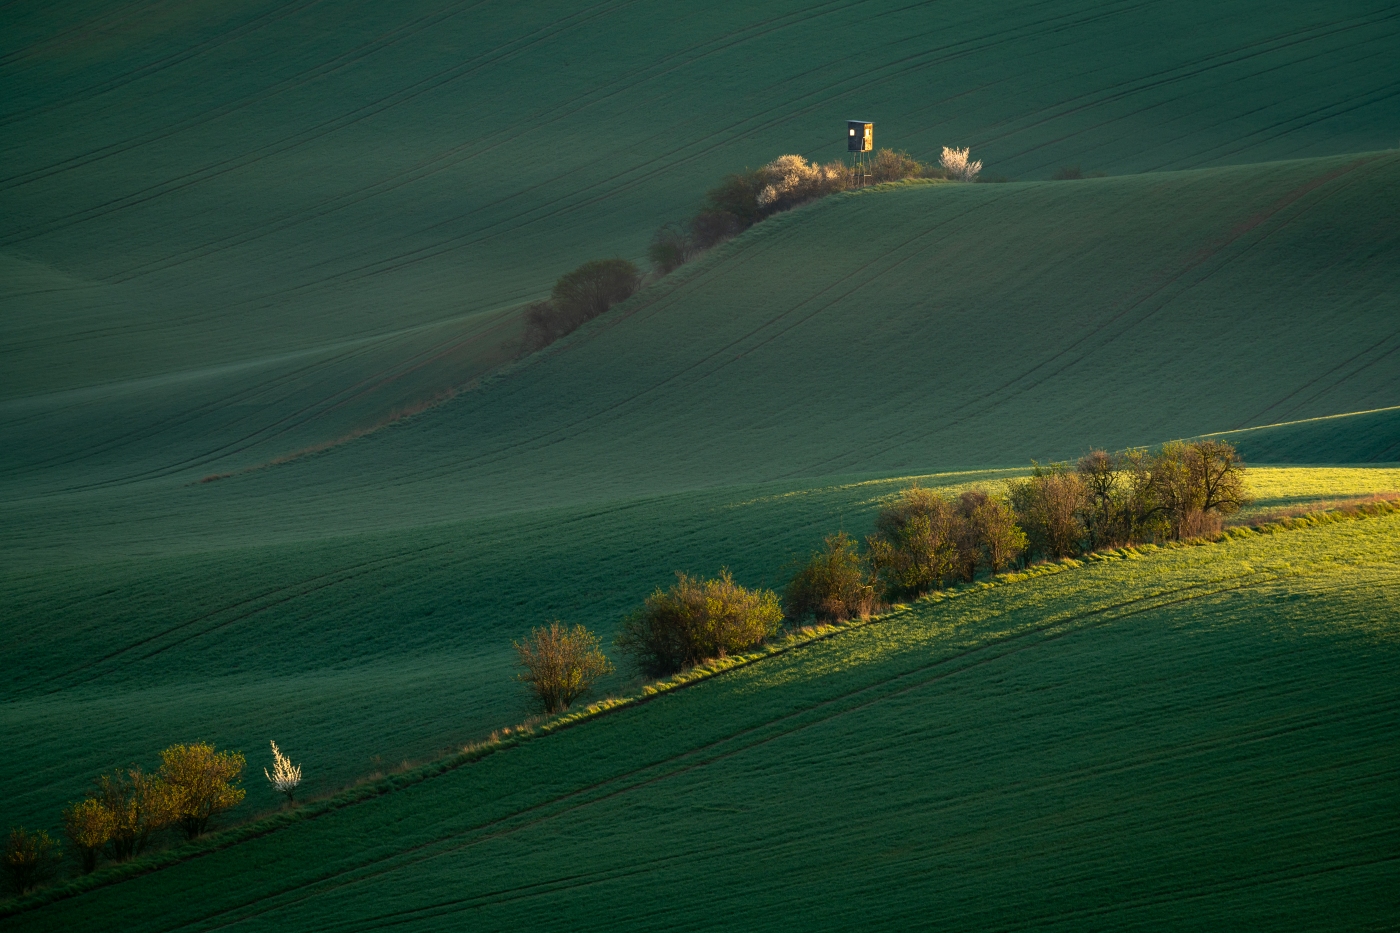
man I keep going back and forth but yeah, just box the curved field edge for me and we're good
[6,495,1397,919]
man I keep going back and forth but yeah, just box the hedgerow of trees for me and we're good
[533,440,1248,687]
[782,440,1249,623]
[648,147,985,278]
[518,146,989,355]
[3,741,253,895]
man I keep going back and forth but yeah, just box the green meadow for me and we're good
[9,511,1400,931]
[3,0,1398,926]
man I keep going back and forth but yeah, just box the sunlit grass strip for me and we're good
[6,497,1397,917]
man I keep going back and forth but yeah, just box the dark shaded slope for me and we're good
[4,0,1399,485]
[1219,405,1400,463]
[140,151,1398,553]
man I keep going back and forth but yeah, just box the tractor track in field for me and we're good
[349,186,1025,492]
[87,0,900,283]
[24,540,453,698]
[0,0,495,191]
[0,0,646,247]
[0,0,160,71]
[5,0,1145,303]
[140,566,1361,932]
[2,306,518,492]
[290,0,1155,288]
[979,7,1400,163]
[0,0,329,130]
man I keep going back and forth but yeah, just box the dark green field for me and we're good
[3,0,1398,927]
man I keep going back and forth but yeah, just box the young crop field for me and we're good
[4,1,1399,924]
[7,510,1398,930]
[3,153,1398,837]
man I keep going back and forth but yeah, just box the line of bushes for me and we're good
[520,257,642,354]
[516,146,990,355]
[2,741,301,896]
[513,439,1251,710]
[649,146,983,276]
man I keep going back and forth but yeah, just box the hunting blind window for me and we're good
[847,120,873,152]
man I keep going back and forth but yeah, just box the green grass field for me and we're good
[8,509,1399,930]
[3,0,1399,925]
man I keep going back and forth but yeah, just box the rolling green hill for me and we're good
[3,151,1398,834]
[5,0,1400,493]
[8,151,1400,561]
[8,508,1399,930]
[4,2,1400,920]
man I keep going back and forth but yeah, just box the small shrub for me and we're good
[868,148,938,183]
[940,146,982,182]
[62,798,114,874]
[520,300,566,354]
[264,741,303,802]
[616,569,783,675]
[551,257,641,321]
[93,767,175,861]
[1053,165,1083,180]
[1178,508,1223,539]
[971,494,1027,575]
[703,170,766,224]
[784,531,877,623]
[648,222,696,275]
[2,828,61,896]
[689,208,747,249]
[867,486,960,598]
[514,622,614,714]
[755,154,847,212]
[1009,464,1087,560]
[158,742,246,840]
[521,258,641,353]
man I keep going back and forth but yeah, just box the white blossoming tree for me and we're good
[264,740,302,802]
[940,146,983,182]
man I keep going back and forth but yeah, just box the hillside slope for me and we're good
[3,151,1398,831]
[4,0,1399,484]
[11,150,1395,559]
[9,511,1399,931]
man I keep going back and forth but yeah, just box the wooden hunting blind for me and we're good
[848,120,873,152]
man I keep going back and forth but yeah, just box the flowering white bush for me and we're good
[264,740,302,801]
[940,146,983,182]
[756,155,847,209]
